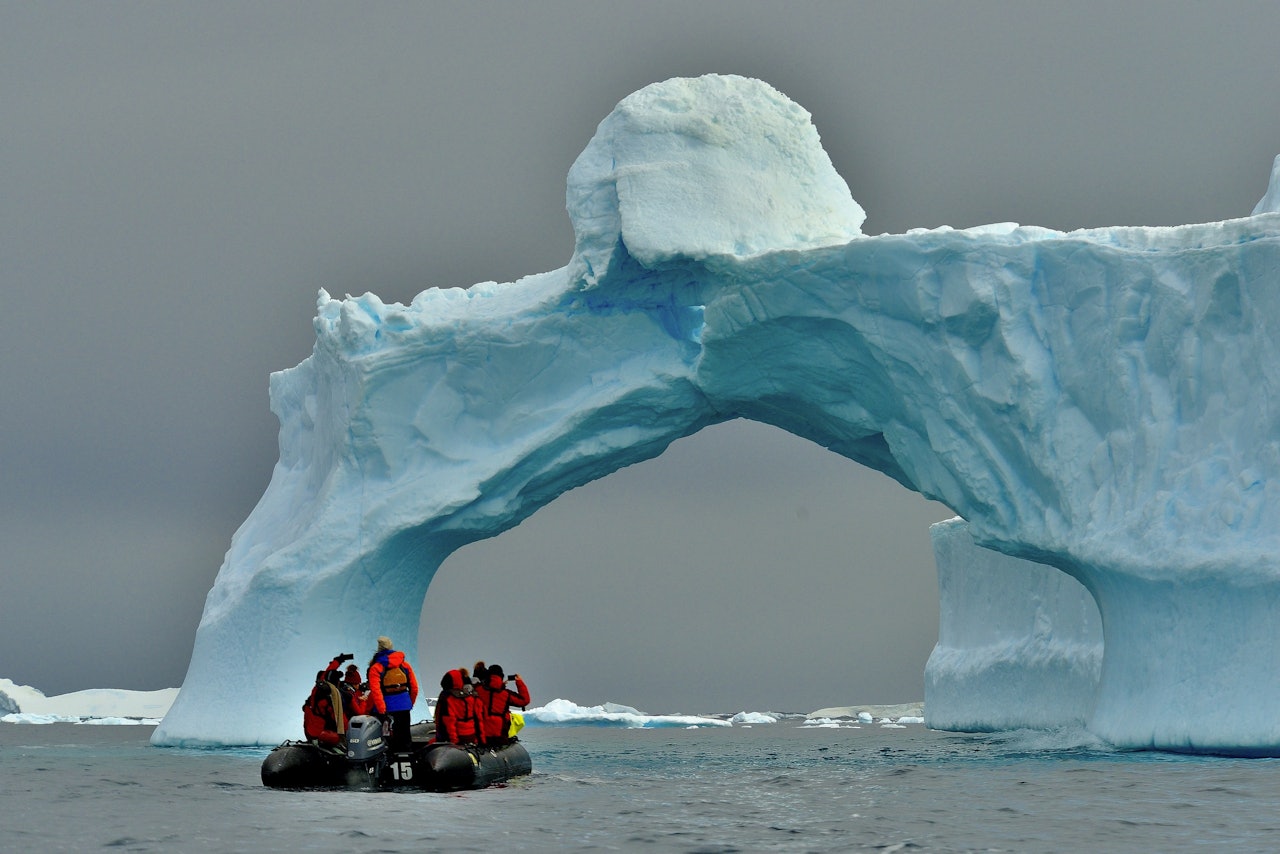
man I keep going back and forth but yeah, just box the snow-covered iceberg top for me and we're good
[567,74,865,284]
[154,74,1280,754]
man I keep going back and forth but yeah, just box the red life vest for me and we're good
[434,669,484,744]
[475,673,530,741]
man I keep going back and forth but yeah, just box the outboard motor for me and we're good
[346,715,387,762]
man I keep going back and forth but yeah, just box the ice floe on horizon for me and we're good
[2,713,165,726]
[523,699,733,728]
[522,700,926,729]
[0,678,178,725]
[1,677,926,731]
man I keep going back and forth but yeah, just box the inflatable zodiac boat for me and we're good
[261,716,532,791]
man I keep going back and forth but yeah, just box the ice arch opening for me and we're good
[421,420,949,715]
[156,75,1280,752]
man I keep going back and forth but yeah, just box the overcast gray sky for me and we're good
[4,2,1279,714]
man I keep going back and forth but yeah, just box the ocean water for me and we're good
[4,720,1279,852]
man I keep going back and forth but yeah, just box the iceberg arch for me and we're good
[155,75,1280,752]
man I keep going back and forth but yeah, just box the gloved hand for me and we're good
[335,653,355,663]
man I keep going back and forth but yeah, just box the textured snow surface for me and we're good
[567,75,865,284]
[153,75,1280,752]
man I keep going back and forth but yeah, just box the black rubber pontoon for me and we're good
[261,717,531,791]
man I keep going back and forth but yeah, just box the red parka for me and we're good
[475,672,530,742]
[302,662,348,746]
[433,669,485,745]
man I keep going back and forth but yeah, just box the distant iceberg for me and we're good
[0,678,177,724]
[730,711,780,725]
[808,702,925,724]
[803,704,927,728]
[525,699,731,728]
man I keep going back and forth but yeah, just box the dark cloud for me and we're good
[3,2,1278,709]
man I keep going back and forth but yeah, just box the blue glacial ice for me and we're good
[925,518,1102,733]
[154,74,1280,753]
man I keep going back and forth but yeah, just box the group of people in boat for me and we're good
[302,635,530,753]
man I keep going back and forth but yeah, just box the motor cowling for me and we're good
[346,715,387,761]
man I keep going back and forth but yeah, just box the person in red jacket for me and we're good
[366,636,419,752]
[302,653,356,748]
[474,664,530,745]
[343,664,372,717]
[433,669,485,745]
